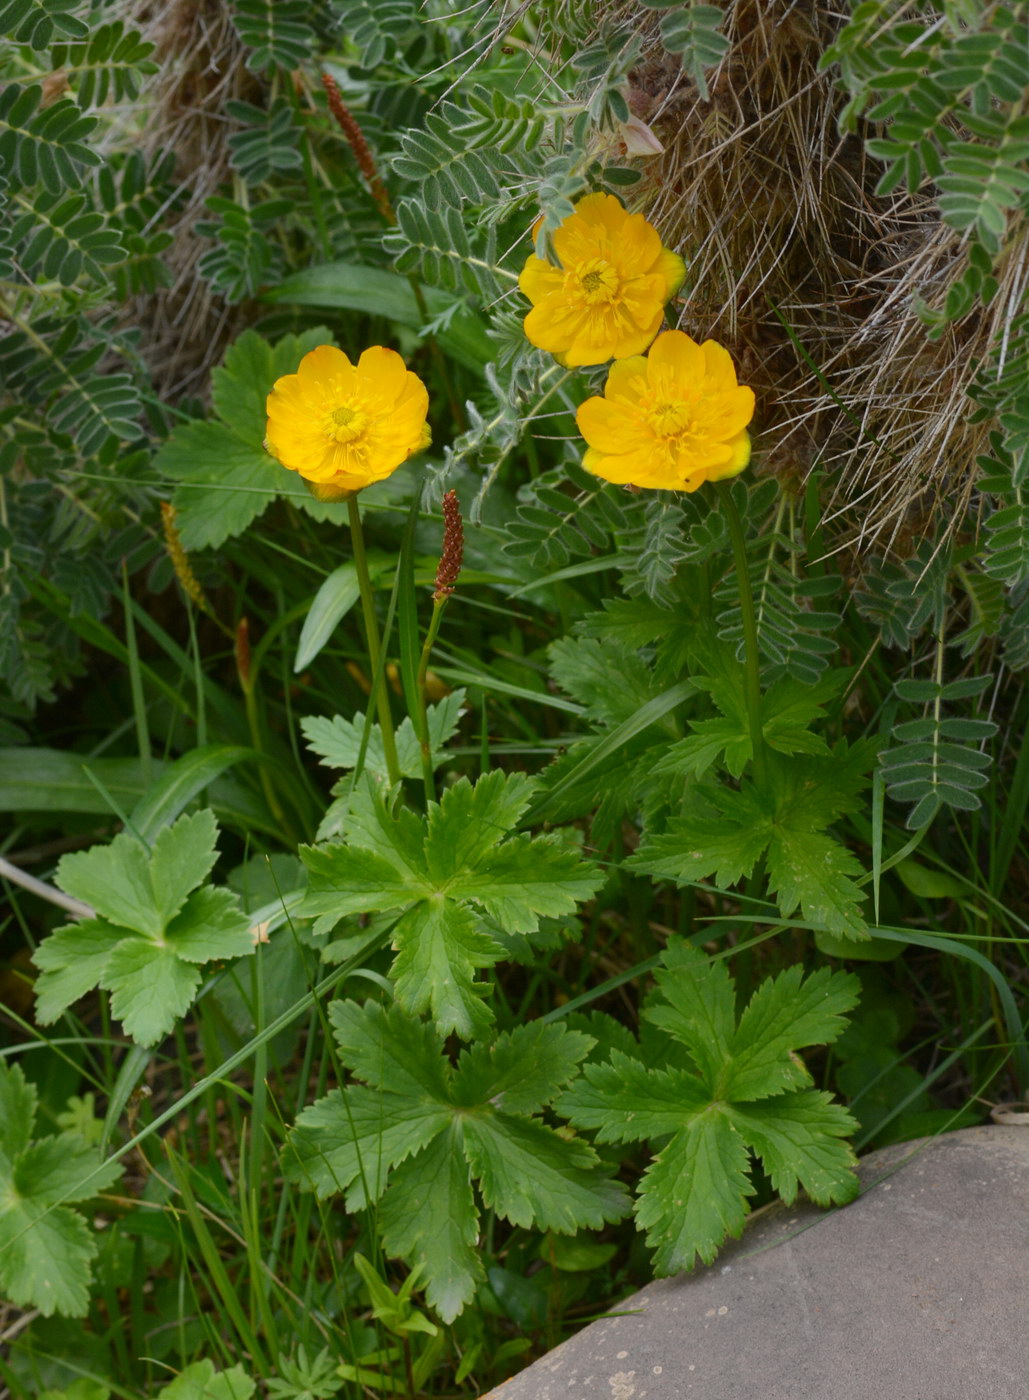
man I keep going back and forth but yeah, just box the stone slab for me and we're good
[482,1126,1029,1400]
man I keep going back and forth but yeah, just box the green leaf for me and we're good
[39,1382,110,1400]
[294,563,362,672]
[329,998,452,1102]
[761,672,846,756]
[627,785,772,889]
[303,690,465,786]
[36,812,251,1043]
[0,1062,123,1318]
[149,809,219,924]
[263,263,493,375]
[646,942,736,1089]
[0,1059,36,1158]
[391,900,500,1041]
[159,1361,255,1400]
[14,1135,122,1203]
[0,1196,96,1317]
[770,741,877,833]
[32,919,126,1025]
[101,940,202,1046]
[302,842,423,925]
[725,1094,859,1204]
[657,717,752,780]
[165,886,253,963]
[462,1114,625,1232]
[286,1087,450,1208]
[556,1051,709,1144]
[158,420,283,551]
[302,773,601,1037]
[454,832,600,931]
[636,1114,752,1272]
[453,1022,594,1116]
[725,965,861,1101]
[379,1128,482,1323]
[558,943,859,1274]
[287,1000,627,1317]
[156,328,331,549]
[548,636,663,726]
[423,770,536,878]
[56,831,159,936]
[766,829,868,938]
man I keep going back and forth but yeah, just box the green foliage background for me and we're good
[1,0,1028,1396]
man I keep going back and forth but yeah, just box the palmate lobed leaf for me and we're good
[287,1000,627,1320]
[559,943,859,1275]
[0,1062,122,1318]
[300,773,603,1037]
[303,690,465,784]
[630,741,876,936]
[34,811,252,1046]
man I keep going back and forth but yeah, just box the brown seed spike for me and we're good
[320,72,394,224]
[433,491,464,602]
[161,501,212,616]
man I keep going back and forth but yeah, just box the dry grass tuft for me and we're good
[116,0,260,398]
[607,0,1024,550]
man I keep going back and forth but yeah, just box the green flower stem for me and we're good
[717,481,767,788]
[414,597,448,802]
[348,494,401,787]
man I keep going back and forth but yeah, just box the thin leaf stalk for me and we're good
[347,495,402,786]
[717,482,767,788]
[415,598,447,801]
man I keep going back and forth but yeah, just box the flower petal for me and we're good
[577,396,645,454]
[296,344,354,386]
[519,255,564,305]
[658,247,686,299]
[646,329,706,382]
[356,346,410,404]
[603,356,650,403]
[707,430,752,480]
[712,385,757,439]
[524,297,582,355]
[701,339,742,390]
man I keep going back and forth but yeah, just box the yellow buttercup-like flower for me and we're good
[265,344,430,497]
[519,193,685,368]
[576,330,755,491]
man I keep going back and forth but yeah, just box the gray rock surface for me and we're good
[482,1126,1029,1400]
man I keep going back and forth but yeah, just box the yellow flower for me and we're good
[519,193,685,368]
[265,344,430,497]
[576,330,755,491]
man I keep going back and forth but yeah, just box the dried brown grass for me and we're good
[114,0,260,398]
[606,0,1025,550]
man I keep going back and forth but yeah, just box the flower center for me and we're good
[325,401,368,444]
[648,400,694,439]
[572,258,620,304]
